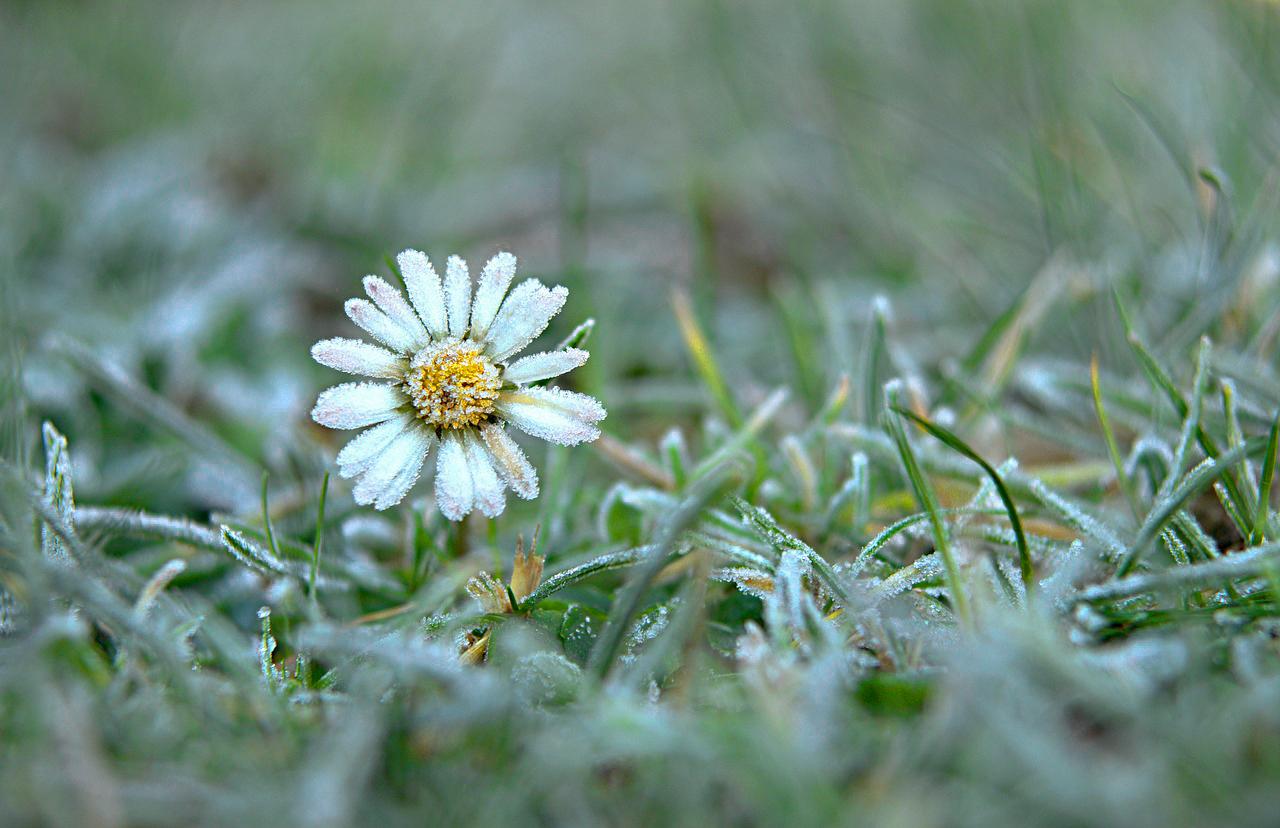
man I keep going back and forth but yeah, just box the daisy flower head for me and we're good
[311,250,605,520]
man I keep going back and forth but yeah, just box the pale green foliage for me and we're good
[4,2,1280,826]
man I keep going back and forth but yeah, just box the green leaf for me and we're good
[555,318,596,352]
[856,673,933,718]
[558,604,600,666]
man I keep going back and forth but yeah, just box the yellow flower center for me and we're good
[406,339,502,429]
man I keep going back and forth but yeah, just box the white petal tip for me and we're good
[397,248,430,267]
[438,500,470,522]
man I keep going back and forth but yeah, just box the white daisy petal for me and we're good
[464,433,506,518]
[444,255,472,338]
[345,298,418,354]
[312,382,404,430]
[497,387,606,446]
[469,251,518,340]
[374,445,431,509]
[363,276,429,347]
[502,348,590,386]
[352,426,433,509]
[396,249,448,338]
[336,414,414,478]
[483,280,569,362]
[503,386,606,421]
[481,423,539,499]
[499,405,600,446]
[311,337,405,379]
[434,434,475,521]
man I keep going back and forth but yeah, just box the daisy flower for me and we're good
[310,250,605,520]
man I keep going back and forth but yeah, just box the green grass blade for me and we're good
[893,407,1033,594]
[689,388,787,484]
[555,318,596,351]
[1083,538,1280,604]
[851,507,1007,579]
[588,472,729,679]
[672,288,743,429]
[1118,436,1270,576]
[310,472,329,604]
[858,299,889,425]
[731,496,851,609]
[521,546,651,609]
[1251,410,1280,546]
[882,385,970,624]
[1091,355,1141,518]
[1114,296,1254,534]
[260,471,281,562]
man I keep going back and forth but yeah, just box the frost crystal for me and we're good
[41,421,75,565]
[712,567,776,599]
[872,553,943,604]
[1028,477,1126,561]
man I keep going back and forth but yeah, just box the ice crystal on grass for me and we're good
[620,603,671,665]
[41,422,74,565]
[1027,477,1127,562]
[258,606,283,690]
[1038,540,1087,610]
[711,566,775,599]
[872,553,943,604]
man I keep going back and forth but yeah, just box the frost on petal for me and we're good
[481,423,539,499]
[345,298,418,354]
[336,414,414,478]
[312,382,405,430]
[469,251,518,340]
[503,386,605,422]
[396,249,448,338]
[363,276,428,347]
[444,255,472,338]
[482,280,569,362]
[434,435,475,521]
[502,348,589,386]
[497,387,606,446]
[352,426,432,509]
[370,430,433,510]
[311,337,405,379]
[464,433,506,518]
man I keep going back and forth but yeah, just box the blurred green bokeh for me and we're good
[5,0,1278,484]
[5,2,1280,826]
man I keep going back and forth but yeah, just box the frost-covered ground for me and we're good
[4,2,1280,826]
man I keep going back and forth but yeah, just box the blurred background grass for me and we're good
[6,1,1277,475]
[5,1,1280,825]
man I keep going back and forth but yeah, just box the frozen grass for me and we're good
[4,1,1280,825]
